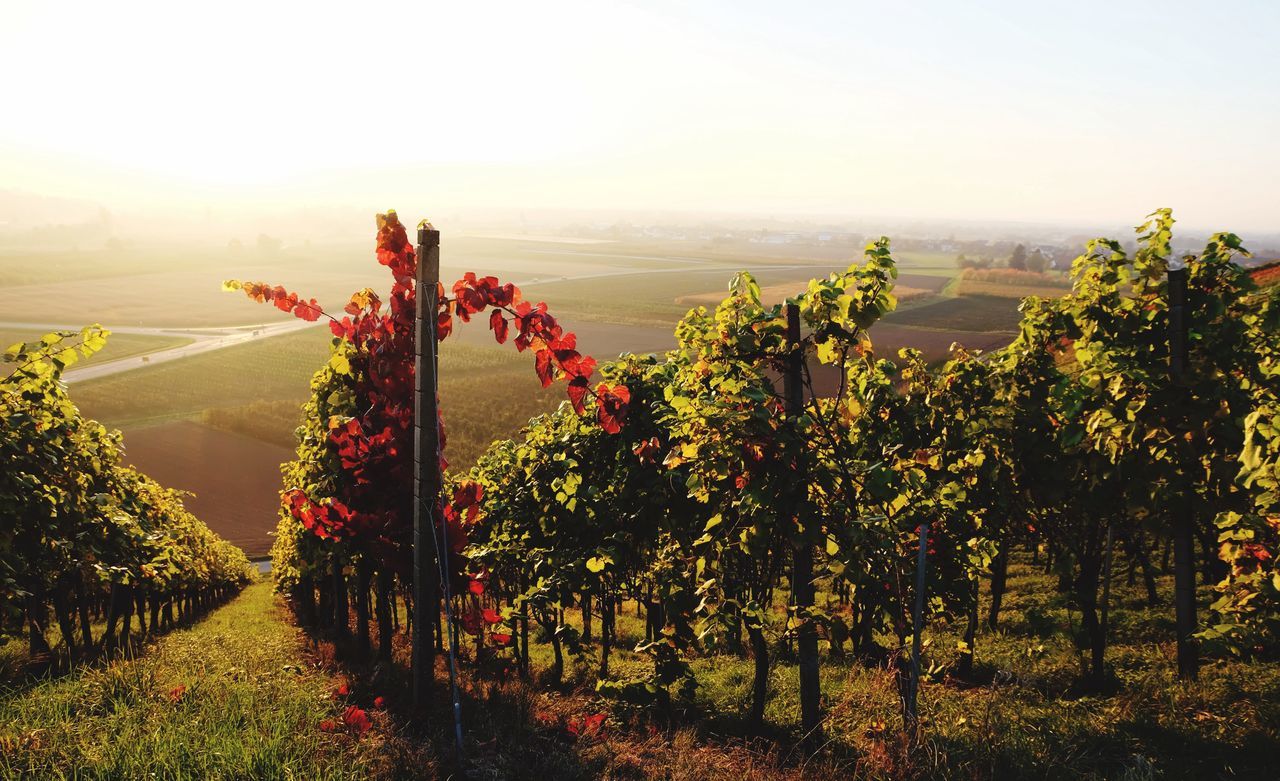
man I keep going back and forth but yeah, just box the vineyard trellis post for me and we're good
[1099,521,1115,657]
[412,225,442,712]
[783,302,822,743]
[906,521,928,731]
[1167,263,1199,681]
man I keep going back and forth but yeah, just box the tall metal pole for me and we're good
[413,225,441,712]
[1167,265,1199,681]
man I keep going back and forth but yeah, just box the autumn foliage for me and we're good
[225,211,627,585]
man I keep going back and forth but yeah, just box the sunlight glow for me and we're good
[2,0,1278,229]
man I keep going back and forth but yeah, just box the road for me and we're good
[0,319,323,384]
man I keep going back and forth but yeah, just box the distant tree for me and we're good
[256,234,282,255]
[1009,243,1028,271]
[955,253,970,268]
[1026,247,1048,273]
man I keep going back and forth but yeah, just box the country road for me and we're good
[0,319,322,383]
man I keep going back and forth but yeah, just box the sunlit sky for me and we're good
[2,0,1278,230]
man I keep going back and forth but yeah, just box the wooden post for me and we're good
[783,302,822,743]
[413,225,442,712]
[1099,522,1115,649]
[906,522,928,730]
[333,558,349,641]
[1167,265,1199,681]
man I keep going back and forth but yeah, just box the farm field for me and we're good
[73,327,333,428]
[952,269,1071,300]
[0,235,965,329]
[881,294,1024,333]
[0,237,799,328]
[675,272,948,309]
[118,422,295,559]
[866,321,1016,364]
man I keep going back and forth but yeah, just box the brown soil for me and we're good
[119,421,294,558]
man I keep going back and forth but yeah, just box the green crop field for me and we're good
[891,250,963,275]
[0,237,958,330]
[881,294,1024,333]
[73,328,334,427]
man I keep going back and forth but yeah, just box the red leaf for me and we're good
[491,633,513,645]
[490,309,509,344]
[450,481,484,523]
[482,608,502,625]
[343,705,372,735]
[534,348,555,388]
[468,579,485,596]
[488,282,516,308]
[329,317,354,339]
[567,376,590,415]
[461,611,484,636]
[634,436,661,464]
[296,298,323,322]
[595,383,631,434]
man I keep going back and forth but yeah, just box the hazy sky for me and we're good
[3,0,1278,230]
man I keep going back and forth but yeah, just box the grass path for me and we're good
[0,582,418,781]
[6,564,1280,780]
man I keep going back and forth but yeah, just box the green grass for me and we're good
[0,582,425,780]
[466,554,1280,779]
[0,328,192,369]
[3,556,1276,779]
